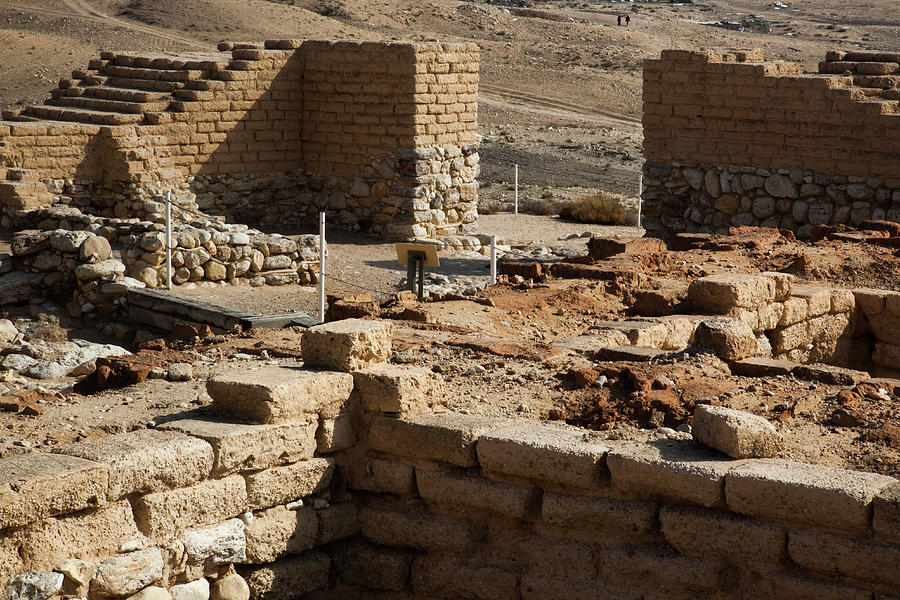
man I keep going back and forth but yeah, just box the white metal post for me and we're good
[514,164,519,214]
[490,235,497,286]
[165,192,173,290]
[637,173,643,228]
[318,212,326,324]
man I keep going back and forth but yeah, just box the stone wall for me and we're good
[0,40,480,240]
[641,49,900,235]
[2,318,898,600]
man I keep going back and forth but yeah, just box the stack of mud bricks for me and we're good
[643,49,900,175]
[300,41,478,176]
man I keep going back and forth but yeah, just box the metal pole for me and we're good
[637,173,643,228]
[417,259,424,300]
[490,235,497,285]
[165,192,173,290]
[514,164,519,214]
[318,212,326,323]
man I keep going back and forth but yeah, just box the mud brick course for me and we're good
[642,49,900,236]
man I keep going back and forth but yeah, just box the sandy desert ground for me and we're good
[1,0,898,203]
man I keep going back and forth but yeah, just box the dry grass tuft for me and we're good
[559,191,629,225]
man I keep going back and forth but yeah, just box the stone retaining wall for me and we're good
[2,318,898,600]
[641,49,900,236]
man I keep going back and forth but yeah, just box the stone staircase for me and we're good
[819,50,900,113]
[2,43,279,127]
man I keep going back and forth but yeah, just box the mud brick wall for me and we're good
[642,49,900,236]
[1,318,899,599]
[0,40,480,239]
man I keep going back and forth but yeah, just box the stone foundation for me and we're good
[642,161,900,236]
[1,319,898,600]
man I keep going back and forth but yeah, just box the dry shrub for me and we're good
[560,191,628,225]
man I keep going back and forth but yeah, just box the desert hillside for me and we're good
[1,0,898,200]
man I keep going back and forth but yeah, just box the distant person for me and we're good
[617,14,622,26]
[626,14,631,25]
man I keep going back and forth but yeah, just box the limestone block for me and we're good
[0,537,24,589]
[210,573,249,600]
[606,439,737,508]
[127,586,171,600]
[5,572,64,600]
[360,502,473,552]
[791,285,832,317]
[693,319,758,361]
[830,288,855,313]
[692,404,783,459]
[244,505,316,563]
[54,430,213,500]
[0,452,108,530]
[769,321,809,353]
[725,459,895,533]
[540,492,658,542]
[344,456,415,495]
[777,296,808,327]
[852,287,886,316]
[873,342,900,368]
[206,366,353,424]
[411,557,518,600]
[416,465,536,519]
[245,458,334,510]
[659,504,786,565]
[367,413,506,467]
[873,481,900,539]
[744,569,872,600]
[597,544,732,598]
[352,364,445,415]
[314,415,355,454]
[476,423,610,490]
[182,519,246,565]
[132,475,248,541]
[92,548,164,598]
[159,419,317,476]
[20,501,142,570]
[687,273,775,313]
[170,579,209,600]
[759,271,794,301]
[789,528,900,590]
[301,318,392,371]
[239,551,330,600]
[331,540,413,592]
[755,301,784,331]
[520,576,638,600]
[315,503,359,545]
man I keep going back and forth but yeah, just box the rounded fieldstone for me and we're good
[204,261,227,281]
[210,574,249,600]
[808,202,834,225]
[751,196,776,219]
[135,267,159,288]
[792,199,809,222]
[764,174,798,198]
[80,235,112,263]
[5,572,64,600]
[167,363,194,382]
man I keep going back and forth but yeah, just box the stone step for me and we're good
[47,95,169,115]
[103,76,183,93]
[184,79,226,92]
[23,105,143,126]
[820,60,900,75]
[852,75,900,89]
[842,50,900,63]
[113,54,228,71]
[81,86,170,103]
[101,64,206,82]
